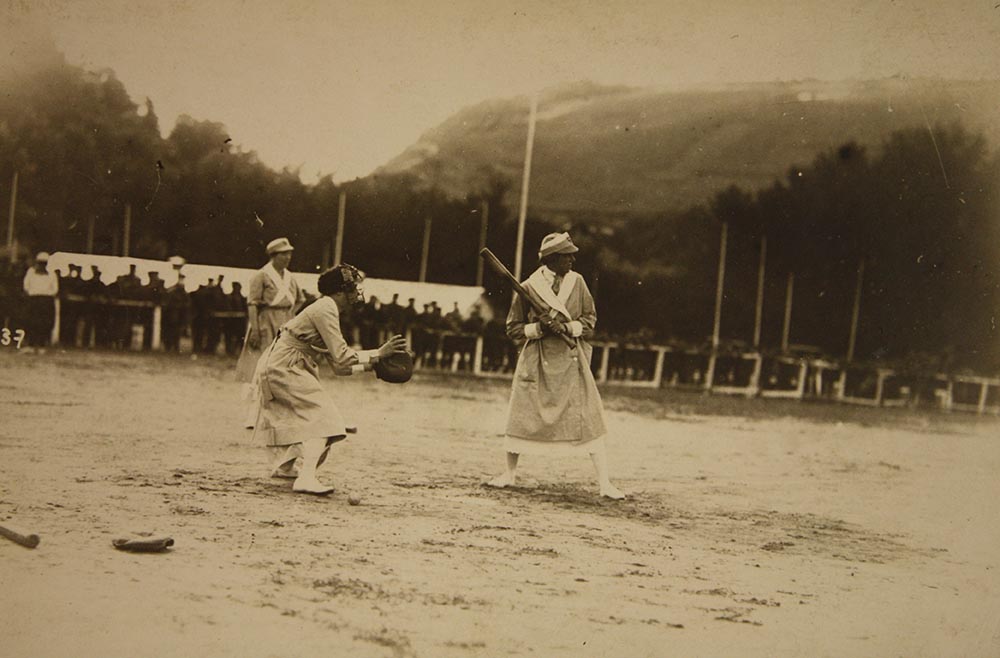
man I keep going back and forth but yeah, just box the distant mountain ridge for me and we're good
[376,78,1000,220]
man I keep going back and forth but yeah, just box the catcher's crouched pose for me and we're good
[251,264,409,495]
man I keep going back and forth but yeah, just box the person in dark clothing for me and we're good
[358,296,383,349]
[384,293,404,334]
[161,273,191,353]
[402,297,418,336]
[204,275,228,354]
[141,271,166,350]
[110,264,143,350]
[58,264,85,347]
[223,281,249,356]
[81,265,110,348]
[190,278,214,354]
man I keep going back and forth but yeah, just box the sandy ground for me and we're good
[1,349,998,658]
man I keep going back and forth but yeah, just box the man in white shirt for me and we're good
[22,251,59,351]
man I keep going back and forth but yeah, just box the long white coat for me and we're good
[504,268,607,445]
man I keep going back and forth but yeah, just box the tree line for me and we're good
[1,40,997,371]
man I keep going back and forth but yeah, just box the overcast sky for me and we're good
[6,0,999,181]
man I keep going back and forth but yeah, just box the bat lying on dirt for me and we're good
[112,537,175,553]
[0,523,40,549]
[479,248,576,349]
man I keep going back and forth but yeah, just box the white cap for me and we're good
[266,237,295,255]
[35,251,50,262]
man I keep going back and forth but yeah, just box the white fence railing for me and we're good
[24,299,1000,417]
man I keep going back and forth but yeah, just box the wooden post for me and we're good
[86,215,95,254]
[707,222,728,391]
[473,335,484,375]
[513,92,538,281]
[795,361,808,399]
[152,305,162,350]
[753,235,766,349]
[6,171,17,262]
[51,297,61,345]
[419,216,432,282]
[321,242,330,270]
[651,348,666,388]
[475,199,489,287]
[598,344,610,384]
[846,258,865,363]
[334,190,346,264]
[122,203,132,257]
[711,222,728,350]
[749,353,763,395]
[875,370,887,406]
[781,271,794,353]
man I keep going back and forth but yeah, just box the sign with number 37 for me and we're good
[1,328,26,349]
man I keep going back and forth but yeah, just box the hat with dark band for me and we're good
[538,232,579,259]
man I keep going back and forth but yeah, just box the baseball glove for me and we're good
[374,350,415,384]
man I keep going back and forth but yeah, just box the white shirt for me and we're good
[23,268,59,297]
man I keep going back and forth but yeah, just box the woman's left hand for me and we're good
[378,334,408,358]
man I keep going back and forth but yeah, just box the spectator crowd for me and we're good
[0,253,521,370]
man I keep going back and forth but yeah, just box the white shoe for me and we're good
[292,475,335,495]
[271,463,299,479]
[600,484,626,500]
[485,472,515,488]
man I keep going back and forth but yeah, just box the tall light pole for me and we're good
[122,203,132,257]
[475,199,489,287]
[846,259,865,362]
[419,216,432,283]
[6,171,18,263]
[334,190,346,265]
[781,271,795,353]
[705,221,728,391]
[711,222,728,350]
[513,92,539,281]
[753,235,767,349]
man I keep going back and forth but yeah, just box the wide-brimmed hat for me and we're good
[266,237,295,255]
[538,232,579,259]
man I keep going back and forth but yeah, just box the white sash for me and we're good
[263,262,295,307]
[524,267,579,321]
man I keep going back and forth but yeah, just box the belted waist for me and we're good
[257,331,318,404]
[276,329,319,354]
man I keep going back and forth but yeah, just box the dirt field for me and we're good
[1,349,998,658]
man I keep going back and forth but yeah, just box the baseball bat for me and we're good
[0,523,40,549]
[479,248,576,349]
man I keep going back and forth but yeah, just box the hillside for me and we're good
[376,78,1000,219]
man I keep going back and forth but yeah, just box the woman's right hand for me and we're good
[378,334,408,358]
[247,330,261,349]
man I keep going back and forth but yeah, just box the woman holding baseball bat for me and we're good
[251,263,407,495]
[486,232,625,499]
